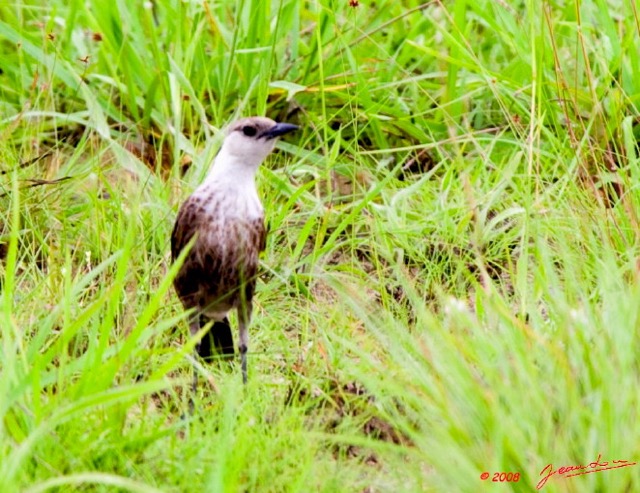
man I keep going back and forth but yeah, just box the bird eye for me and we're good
[242,125,257,137]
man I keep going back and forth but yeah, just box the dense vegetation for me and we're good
[1,1,639,491]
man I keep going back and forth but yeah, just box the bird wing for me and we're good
[257,217,268,253]
[171,200,199,262]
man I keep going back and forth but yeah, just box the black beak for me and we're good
[260,122,299,140]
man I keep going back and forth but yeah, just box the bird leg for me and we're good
[189,317,200,415]
[238,300,252,385]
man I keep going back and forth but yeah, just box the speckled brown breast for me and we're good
[171,192,266,318]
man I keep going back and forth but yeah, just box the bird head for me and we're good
[221,116,299,167]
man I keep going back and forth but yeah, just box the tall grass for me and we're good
[1,0,639,491]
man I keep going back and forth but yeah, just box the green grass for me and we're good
[1,0,640,491]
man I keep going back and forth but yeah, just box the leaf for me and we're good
[269,80,308,100]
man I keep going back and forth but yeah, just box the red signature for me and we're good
[537,454,637,489]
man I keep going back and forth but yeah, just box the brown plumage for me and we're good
[171,195,267,321]
[171,116,298,387]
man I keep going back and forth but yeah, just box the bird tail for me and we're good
[198,315,234,361]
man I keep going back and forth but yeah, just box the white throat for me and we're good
[198,142,265,220]
[204,144,262,188]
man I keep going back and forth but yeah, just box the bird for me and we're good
[171,116,298,389]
